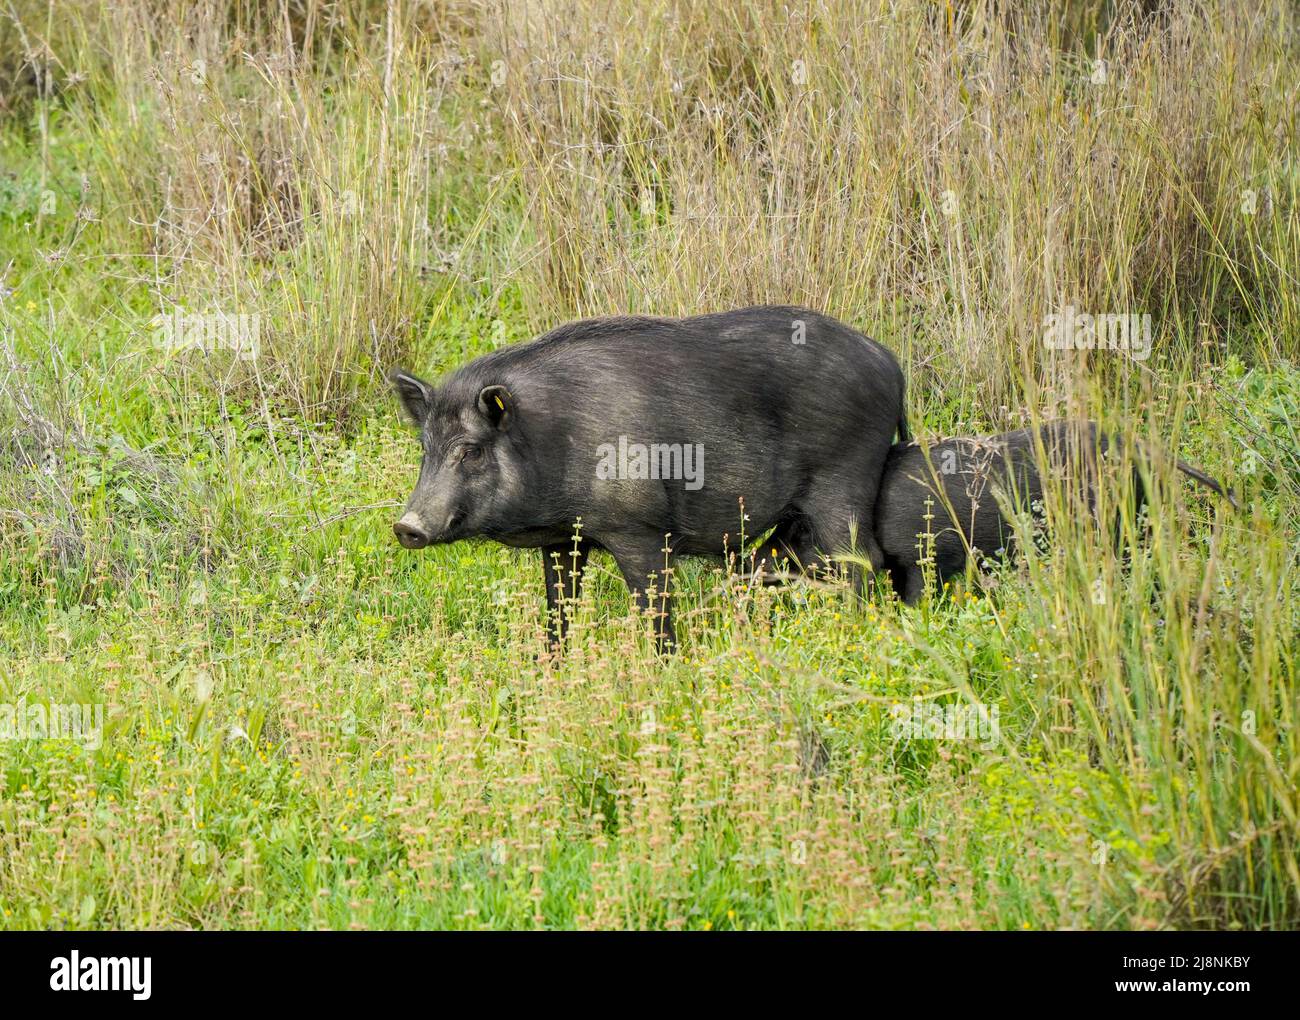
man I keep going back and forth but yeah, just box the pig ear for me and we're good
[390,370,434,424]
[476,385,513,431]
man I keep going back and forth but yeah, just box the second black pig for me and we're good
[874,420,1233,604]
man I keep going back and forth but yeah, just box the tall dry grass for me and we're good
[481,0,1298,411]
[5,0,476,416]
[5,0,1295,415]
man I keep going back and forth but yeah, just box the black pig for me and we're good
[390,305,908,647]
[875,420,1233,604]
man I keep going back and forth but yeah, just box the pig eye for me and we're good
[460,446,482,465]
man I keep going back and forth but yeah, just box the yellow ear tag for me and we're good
[494,396,504,410]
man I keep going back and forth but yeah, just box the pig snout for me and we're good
[393,511,432,549]
[394,508,465,548]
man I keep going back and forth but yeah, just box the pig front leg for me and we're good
[542,539,592,648]
[603,533,677,651]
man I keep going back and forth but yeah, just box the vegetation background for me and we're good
[0,0,1296,929]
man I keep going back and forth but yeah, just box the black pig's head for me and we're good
[389,369,522,549]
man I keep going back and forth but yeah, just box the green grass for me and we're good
[0,349,1293,929]
[0,0,1297,929]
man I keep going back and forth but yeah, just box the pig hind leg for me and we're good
[762,517,826,575]
[800,486,881,589]
[896,565,928,605]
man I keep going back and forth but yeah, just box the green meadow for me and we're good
[0,0,1296,929]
